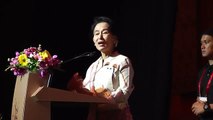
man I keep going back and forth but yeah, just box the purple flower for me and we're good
[5,44,62,78]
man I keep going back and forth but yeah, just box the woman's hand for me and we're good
[67,72,83,91]
[67,72,94,96]
[95,87,115,103]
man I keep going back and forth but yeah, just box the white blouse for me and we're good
[83,54,134,103]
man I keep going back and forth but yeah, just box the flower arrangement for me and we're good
[5,44,62,77]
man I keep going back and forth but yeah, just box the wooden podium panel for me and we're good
[11,72,50,120]
[31,86,109,103]
[11,72,108,120]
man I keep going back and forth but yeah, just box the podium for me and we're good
[11,72,108,120]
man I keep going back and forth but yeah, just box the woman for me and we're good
[68,16,134,120]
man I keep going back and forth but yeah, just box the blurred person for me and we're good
[192,28,213,120]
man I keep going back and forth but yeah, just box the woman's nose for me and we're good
[98,33,103,39]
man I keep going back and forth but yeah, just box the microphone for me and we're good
[87,51,97,57]
[61,51,97,64]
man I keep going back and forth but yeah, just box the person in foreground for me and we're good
[191,28,213,120]
[67,16,135,120]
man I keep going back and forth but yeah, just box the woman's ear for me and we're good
[114,41,118,47]
[113,35,118,47]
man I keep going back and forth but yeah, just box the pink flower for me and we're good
[5,44,62,78]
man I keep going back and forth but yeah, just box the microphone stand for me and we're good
[47,51,96,87]
[61,51,96,64]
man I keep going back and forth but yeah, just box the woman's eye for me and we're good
[94,32,99,35]
[103,31,109,34]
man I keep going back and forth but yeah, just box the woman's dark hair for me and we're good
[91,16,118,35]
[203,28,213,37]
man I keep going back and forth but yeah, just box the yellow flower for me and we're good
[39,50,51,60]
[18,54,28,67]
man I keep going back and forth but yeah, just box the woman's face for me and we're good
[93,22,117,54]
[201,34,213,58]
